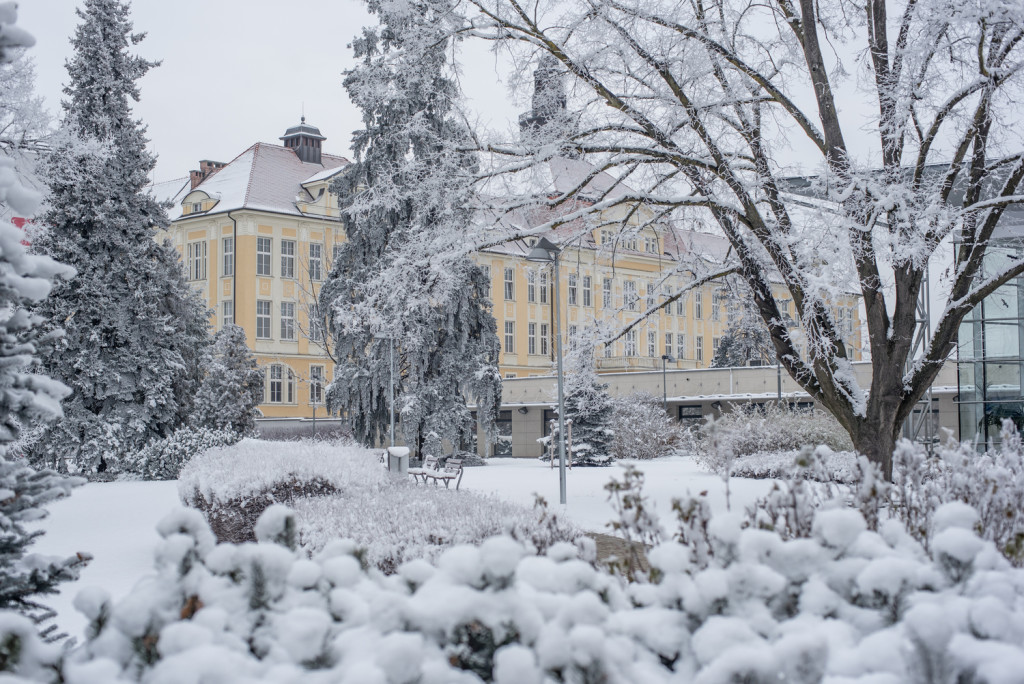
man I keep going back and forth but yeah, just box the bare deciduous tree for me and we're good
[464,0,1024,477]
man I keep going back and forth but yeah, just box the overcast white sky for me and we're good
[22,0,520,183]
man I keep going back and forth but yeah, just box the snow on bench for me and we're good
[410,457,464,490]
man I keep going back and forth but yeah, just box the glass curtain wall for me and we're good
[958,238,1024,447]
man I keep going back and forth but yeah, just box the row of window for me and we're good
[597,230,660,254]
[499,321,716,362]
[245,300,324,343]
[261,363,326,405]
[187,237,339,282]
[493,265,724,320]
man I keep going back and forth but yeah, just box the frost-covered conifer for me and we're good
[0,2,86,640]
[322,0,501,454]
[711,286,775,368]
[30,0,211,474]
[191,325,262,438]
[546,336,614,466]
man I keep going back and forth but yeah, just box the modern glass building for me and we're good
[958,224,1024,446]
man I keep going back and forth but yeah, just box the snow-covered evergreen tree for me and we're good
[191,325,262,438]
[322,0,501,454]
[711,286,775,368]
[0,2,86,640]
[545,336,614,466]
[0,50,50,203]
[29,0,211,474]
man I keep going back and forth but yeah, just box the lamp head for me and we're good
[524,236,560,263]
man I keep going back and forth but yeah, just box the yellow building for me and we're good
[154,119,348,421]
[154,122,862,426]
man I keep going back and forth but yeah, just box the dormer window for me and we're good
[191,202,203,214]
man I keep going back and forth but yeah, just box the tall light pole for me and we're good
[525,237,567,505]
[373,332,396,447]
[661,354,676,412]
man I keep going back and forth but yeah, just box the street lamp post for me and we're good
[373,332,396,447]
[660,354,676,412]
[525,237,567,505]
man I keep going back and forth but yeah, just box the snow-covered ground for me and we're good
[29,453,770,642]
[460,456,774,532]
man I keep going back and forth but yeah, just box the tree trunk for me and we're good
[850,412,899,481]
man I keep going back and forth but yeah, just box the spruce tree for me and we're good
[547,337,615,466]
[191,325,262,438]
[0,4,87,640]
[711,284,775,368]
[322,0,501,455]
[30,0,211,474]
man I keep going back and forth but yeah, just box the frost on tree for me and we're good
[191,325,262,438]
[466,0,1024,477]
[322,0,501,455]
[544,335,615,466]
[0,2,86,641]
[711,282,776,368]
[30,0,211,474]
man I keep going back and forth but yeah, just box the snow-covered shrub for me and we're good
[730,446,860,483]
[4,490,1024,682]
[121,427,239,481]
[294,488,579,573]
[691,403,852,467]
[178,438,365,543]
[891,421,1024,565]
[609,392,684,460]
[0,457,87,640]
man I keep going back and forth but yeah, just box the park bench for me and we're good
[411,457,464,490]
[408,455,439,484]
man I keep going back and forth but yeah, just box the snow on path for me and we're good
[27,480,182,642]
[460,456,775,535]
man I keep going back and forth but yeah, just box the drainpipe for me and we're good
[227,211,238,327]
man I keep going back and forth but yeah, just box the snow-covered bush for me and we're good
[892,421,1024,566]
[4,486,1024,682]
[730,446,861,483]
[178,438,366,543]
[179,439,578,566]
[121,427,239,481]
[609,392,684,460]
[295,490,579,573]
[690,403,852,468]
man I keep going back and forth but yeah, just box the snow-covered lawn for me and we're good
[29,451,770,641]
[460,456,775,533]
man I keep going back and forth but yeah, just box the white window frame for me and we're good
[540,323,549,356]
[222,300,234,328]
[280,239,296,279]
[648,330,657,357]
[280,301,295,341]
[582,276,592,307]
[711,291,721,321]
[568,273,578,305]
[256,300,272,339]
[694,291,703,319]
[696,336,704,362]
[624,280,637,311]
[602,278,613,308]
[665,332,673,359]
[539,271,549,304]
[677,333,686,359]
[504,267,514,301]
[256,237,272,277]
[527,270,536,303]
[625,330,637,357]
[269,364,284,403]
[528,322,537,355]
[504,321,515,353]
[309,242,323,281]
[187,240,207,281]
[222,237,234,277]
[310,365,325,405]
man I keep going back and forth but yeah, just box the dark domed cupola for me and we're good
[280,116,326,164]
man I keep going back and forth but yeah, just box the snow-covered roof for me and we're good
[172,143,349,220]
[302,166,347,185]
[549,156,632,201]
[147,176,190,207]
